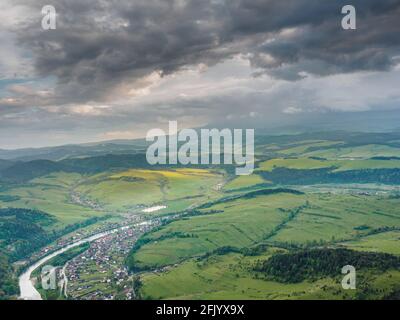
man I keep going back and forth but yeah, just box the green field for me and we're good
[341,231,400,255]
[277,141,345,155]
[268,194,400,244]
[75,168,224,213]
[140,249,400,300]
[0,173,103,227]
[0,168,224,224]
[129,192,400,268]
[259,158,400,172]
[224,174,266,191]
[129,191,306,269]
[2,132,400,300]
[304,144,400,160]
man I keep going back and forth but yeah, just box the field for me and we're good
[75,168,224,213]
[140,249,400,300]
[129,191,306,269]
[341,231,400,255]
[259,158,400,173]
[0,169,224,226]
[223,174,266,191]
[268,194,400,244]
[129,192,400,268]
[0,173,103,227]
[2,132,400,300]
[131,135,400,300]
[303,144,400,160]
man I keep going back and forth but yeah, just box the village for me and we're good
[64,219,158,300]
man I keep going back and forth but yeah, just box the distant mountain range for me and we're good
[2,131,400,184]
[0,139,149,161]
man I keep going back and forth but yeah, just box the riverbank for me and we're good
[19,221,152,300]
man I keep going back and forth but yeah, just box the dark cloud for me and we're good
[13,0,400,102]
[1,0,400,148]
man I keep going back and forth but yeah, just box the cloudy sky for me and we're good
[1,0,400,148]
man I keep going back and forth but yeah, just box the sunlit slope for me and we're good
[75,169,224,212]
[303,144,400,160]
[0,172,103,227]
[0,168,224,224]
[129,191,400,268]
[129,191,306,269]
[140,250,400,300]
[259,158,400,172]
[223,174,266,191]
[268,194,400,244]
[341,230,400,255]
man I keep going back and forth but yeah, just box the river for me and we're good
[18,222,149,300]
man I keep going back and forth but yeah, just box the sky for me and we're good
[0,0,400,149]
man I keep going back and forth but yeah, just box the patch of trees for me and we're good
[254,248,400,283]
[0,208,56,261]
[183,209,224,218]
[45,243,90,267]
[263,204,309,241]
[201,246,243,260]
[383,288,400,300]
[132,276,143,300]
[0,250,18,299]
[198,188,303,209]
[260,167,400,185]
[117,176,146,183]
[0,208,110,262]
[0,153,232,183]
[0,195,20,202]
[370,156,400,160]
[224,183,274,193]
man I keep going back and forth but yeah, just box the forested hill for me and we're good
[0,154,151,183]
[0,250,17,299]
[255,248,400,283]
[260,167,400,185]
[0,208,56,261]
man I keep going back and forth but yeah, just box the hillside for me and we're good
[1,131,400,300]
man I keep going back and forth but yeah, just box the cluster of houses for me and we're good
[65,220,156,300]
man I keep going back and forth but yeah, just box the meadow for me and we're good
[2,132,400,300]
[75,168,224,213]
[140,249,400,300]
[129,191,306,269]
[133,135,400,299]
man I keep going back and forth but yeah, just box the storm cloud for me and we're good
[11,0,400,101]
[1,0,400,147]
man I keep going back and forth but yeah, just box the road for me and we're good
[18,222,150,300]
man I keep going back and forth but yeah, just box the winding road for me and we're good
[18,222,149,300]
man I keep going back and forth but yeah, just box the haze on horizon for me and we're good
[1,0,400,149]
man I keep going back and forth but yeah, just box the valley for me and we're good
[1,131,400,300]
